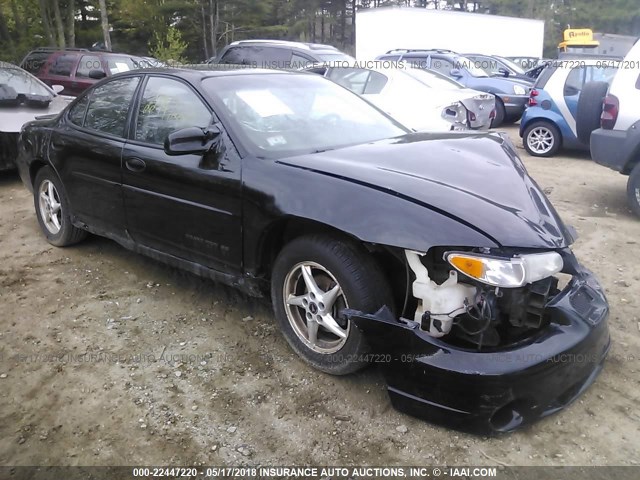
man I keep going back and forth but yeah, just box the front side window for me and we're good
[76,55,104,78]
[456,56,488,77]
[203,73,407,158]
[135,77,212,145]
[428,57,454,76]
[84,76,140,137]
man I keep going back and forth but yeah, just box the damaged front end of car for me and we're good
[346,245,609,435]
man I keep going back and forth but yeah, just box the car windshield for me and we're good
[203,73,408,158]
[457,56,488,77]
[105,56,136,74]
[404,67,463,89]
[0,65,53,98]
[496,57,526,74]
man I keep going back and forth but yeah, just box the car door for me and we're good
[74,54,105,93]
[51,75,141,238]
[43,53,79,95]
[121,75,243,273]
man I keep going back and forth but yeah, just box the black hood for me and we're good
[280,132,573,249]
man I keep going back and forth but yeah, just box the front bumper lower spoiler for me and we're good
[346,263,610,435]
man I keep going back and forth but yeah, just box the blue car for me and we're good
[519,59,617,157]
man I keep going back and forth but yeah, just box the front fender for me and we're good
[242,158,498,274]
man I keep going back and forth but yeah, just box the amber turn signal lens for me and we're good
[449,255,484,279]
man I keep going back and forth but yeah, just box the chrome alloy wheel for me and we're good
[527,126,555,155]
[38,180,62,235]
[282,261,350,354]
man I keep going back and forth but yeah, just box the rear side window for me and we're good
[328,68,389,95]
[49,54,77,77]
[291,53,313,69]
[68,95,90,126]
[84,76,140,137]
[76,55,104,78]
[364,71,388,94]
[21,52,50,75]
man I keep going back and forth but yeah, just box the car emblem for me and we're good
[479,105,484,110]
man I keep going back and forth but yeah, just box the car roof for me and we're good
[120,66,301,80]
[225,39,339,53]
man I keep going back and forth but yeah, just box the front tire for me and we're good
[34,166,87,247]
[627,163,640,218]
[523,121,561,157]
[271,235,392,375]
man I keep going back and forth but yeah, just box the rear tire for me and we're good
[34,166,87,247]
[576,81,609,144]
[523,121,561,157]
[271,234,393,375]
[627,163,640,218]
[491,98,505,128]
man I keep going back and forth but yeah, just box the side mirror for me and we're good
[51,84,64,94]
[450,69,462,78]
[164,125,222,156]
[88,69,107,80]
[498,68,510,77]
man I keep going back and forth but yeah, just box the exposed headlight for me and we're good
[445,251,563,288]
[513,85,527,95]
[442,102,467,125]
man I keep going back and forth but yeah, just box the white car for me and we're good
[0,62,73,171]
[307,62,496,132]
[589,40,640,217]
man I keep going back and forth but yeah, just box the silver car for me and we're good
[0,62,73,171]
[307,61,496,131]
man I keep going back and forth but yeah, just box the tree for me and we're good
[98,0,111,50]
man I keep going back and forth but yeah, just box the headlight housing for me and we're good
[445,251,563,288]
[442,102,467,126]
[513,84,527,95]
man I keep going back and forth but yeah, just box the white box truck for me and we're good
[356,7,545,60]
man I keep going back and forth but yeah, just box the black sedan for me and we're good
[16,68,610,435]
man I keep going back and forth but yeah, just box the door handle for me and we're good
[125,157,146,172]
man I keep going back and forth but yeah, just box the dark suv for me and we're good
[376,49,532,126]
[210,40,354,68]
[20,48,143,96]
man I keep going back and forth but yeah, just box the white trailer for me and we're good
[356,7,545,60]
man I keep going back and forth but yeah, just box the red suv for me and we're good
[20,48,144,96]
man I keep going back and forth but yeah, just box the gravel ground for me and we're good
[0,125,638,467]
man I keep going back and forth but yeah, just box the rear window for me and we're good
[220,46,291,67]
[21,52,51,75]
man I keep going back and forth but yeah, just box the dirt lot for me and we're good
[0,125,639,468]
